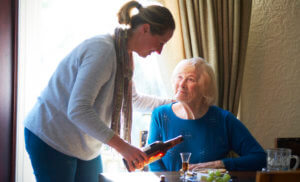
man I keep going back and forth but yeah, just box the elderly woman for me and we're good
[147,57,266,172]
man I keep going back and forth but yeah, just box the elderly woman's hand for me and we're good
[189,160,225,171]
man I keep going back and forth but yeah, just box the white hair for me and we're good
[171,57,218,106]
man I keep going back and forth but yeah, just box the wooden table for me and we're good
[99,171,256,182]
[256,170,300,182]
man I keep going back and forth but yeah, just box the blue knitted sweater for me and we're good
[148,103,266,171]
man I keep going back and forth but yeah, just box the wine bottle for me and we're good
[123,135,184,172]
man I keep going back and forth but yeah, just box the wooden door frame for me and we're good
[0,0,18,181]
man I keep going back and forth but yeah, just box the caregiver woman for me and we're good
[24,1,175,182]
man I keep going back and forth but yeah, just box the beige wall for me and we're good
[240,0,300,149]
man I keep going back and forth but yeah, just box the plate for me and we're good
[187,169,231,182]
[192,168,227,174]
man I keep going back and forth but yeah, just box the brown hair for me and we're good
[117,1,175,35]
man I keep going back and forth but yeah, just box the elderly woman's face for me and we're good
[173,63,204,104]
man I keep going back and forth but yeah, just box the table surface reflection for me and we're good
[99,171,256,182]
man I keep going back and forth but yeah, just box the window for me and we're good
[17,0,168,181]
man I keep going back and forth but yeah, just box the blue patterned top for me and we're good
[148,103,266,171]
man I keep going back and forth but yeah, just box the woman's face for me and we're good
[132,24,174,57]
[173,63,206,105]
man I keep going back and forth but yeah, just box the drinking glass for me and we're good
[180,152,191,181]
[266,148,299,171]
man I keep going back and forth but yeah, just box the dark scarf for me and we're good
[111,28,133,143]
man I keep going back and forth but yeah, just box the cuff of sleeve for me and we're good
[100,129,115,144]
[164,98,173,105]
[222,158,235,171]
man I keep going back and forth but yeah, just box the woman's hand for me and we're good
[107,134,149,172]
[189,160,225,171]
[119,143,148,171]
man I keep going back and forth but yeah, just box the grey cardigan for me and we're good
[24,34,171,160]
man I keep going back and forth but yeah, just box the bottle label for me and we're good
[148,153,164,164]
